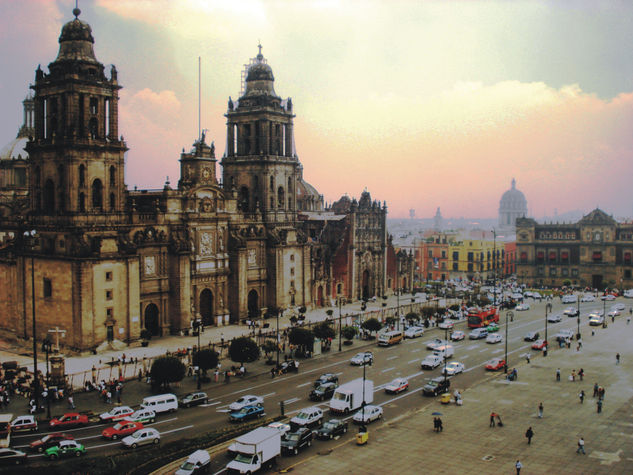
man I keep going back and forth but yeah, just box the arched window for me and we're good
[78,192,85,212]
[89,117,98,139]
[90,97,98,115]
[92,179,103,210]
[269,175,274,191]
[44,179,55,214]
[79,164,85,187]
[239,186,249,211]
[109,193,115,210]
[109,166,116,186]
[277,186,285,208]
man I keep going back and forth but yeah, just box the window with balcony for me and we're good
[592,251,602,262]
[520,252,528,264]
[625,252,632,265]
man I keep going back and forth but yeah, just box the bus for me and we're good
[0,413,13,448]
[467,307,499,328]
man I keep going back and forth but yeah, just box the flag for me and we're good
[433,257,439,269]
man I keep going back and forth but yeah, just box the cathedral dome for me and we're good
[54,8,98,63]
[244,47,277,97]
[499,178,527,211]
[0,136,29,161]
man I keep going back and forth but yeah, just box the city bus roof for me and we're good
[0,414,13,423]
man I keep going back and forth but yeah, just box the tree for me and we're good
[192,349,219,375]
[405,312,419,324]
[150,356,185,390]
[289,327,314,348]
[342,326,357,341]
[228,337,260,365]
[361,317,382,335]
[385,316,396,326]
[313,322,335,341]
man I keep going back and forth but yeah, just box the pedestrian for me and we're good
[538,402,543,418]
[433,417,439,432]
[628,316,631,325]
[597,399,602,413]
[525,426,534,444]
[578,368,584,381]
[438,417,443,432]
[579,390,585,404]
[526,353,530,364]
[578,338,582,349]
[490,412,496,427]
[516,460,522,474]
[214,369,219,382]
[570,370,576,382]
[67,395,75,409]
[576,437,586,454]
[616,353,620,365]
[106,391,112,404]
[593,383,599,397]
[556,368,561,382]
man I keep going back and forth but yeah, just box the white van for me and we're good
[432,345,454,359]
[377,330,403,346]
[175,449,210,475]
[141,393,178,414]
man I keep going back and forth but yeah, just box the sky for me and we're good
[1,0,633,220]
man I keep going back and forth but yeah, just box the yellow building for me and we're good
[449,237,500,282]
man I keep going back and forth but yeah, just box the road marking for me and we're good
[205,401,221,406]
[411,348,421,352]
[261,392,276,398]
[283,397,300,405]
[478,348,489,353]
[407,359,419,364]
[381,367,395,373]
[297,381,312,388]
[387,355,399,361]
[217,409,230,413]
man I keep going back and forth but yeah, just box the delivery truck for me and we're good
[329,378,374,414]
[226,427,281,474]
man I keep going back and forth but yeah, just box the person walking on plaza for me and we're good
[577,437,586,454]
[433,417,439,432]
[593,382,599,397]
[616,352,620,365]
[525,427,534,444]
[538,402,543,418]
[578,368,584,381]
[490,412,496,427]
[515,460,522,474]
[579,390,585,404]
[556,368,561,382]
[67,394,75,409]
[597,399,603,413]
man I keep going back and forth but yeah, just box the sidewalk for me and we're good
[291,316,633,474]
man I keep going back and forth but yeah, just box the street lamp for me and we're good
[504,311,512,373]
[41,338,52,419]
[577,295,582,340]
[276,308,283,367]
[192,319,202,390]
[361,358,367,422]
[443,326,448,386]
[492,229,497,308]
[396,289,401,331]
[338,298,343,352]
[544,303,552,354]
[24,230,39,413]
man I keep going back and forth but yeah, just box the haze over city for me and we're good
[1,0,633,219]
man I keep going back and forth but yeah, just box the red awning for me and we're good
[592,252,602,259]
[536,251,544,258]
[561,251,569,259]
[549,252,557,259]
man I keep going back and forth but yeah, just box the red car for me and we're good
[29,433,74,453]
[485,358,506,371]
[102,421,144,440]
[531,339,548,350]
[49,413,89,429]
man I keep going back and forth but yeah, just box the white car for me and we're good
[607,309,621,317]
[350,352,373,366]
[352,405,383,424]
[100,406,134,422]
[589,315,604,326]
[561,294,576,304]
[404,326,424,338]
[121,428,160,449]
[438,321,454,329]
[580,294,595,302]
[547,313,562,323]
[563,307,579,317]
[384,377,409,394]
[601,294,616,301]
[486,333,502,344]
[511,292,524,300]
[442,361,464,376]
[421,355,443,370]
[450,330,465,341]
[426,338,447,350]
[229,395,264,411]
[124,409,156,424]
[612,303,626,311]
[515,303,530,311]
[267,422,291,437]
[531,292,542,300]
[290,406,323,428]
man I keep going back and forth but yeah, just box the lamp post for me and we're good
[544,303,552,353]
[276,308,282,367]
[338,298,343,352]
[577,295,582,340]
[602,295,607,329]
[504,311,511,373]
[41,338,52,419]
[24,230,39,413]
[396,289,401,331]
[492,229,497,308]
[361,358,367,422]
[193,319,202,390]
[443,326,448,386]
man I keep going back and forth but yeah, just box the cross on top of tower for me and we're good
[73,0,81,18]
[258,42,262,55]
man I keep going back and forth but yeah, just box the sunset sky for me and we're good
[1,0,633,219]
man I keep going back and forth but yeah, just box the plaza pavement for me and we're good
[286,316,633,475]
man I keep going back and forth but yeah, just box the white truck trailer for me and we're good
[329,378,374,414]
[226,427,281,474]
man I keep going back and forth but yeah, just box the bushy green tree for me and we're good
[361,317,383,334]
[313,322,335,341]
[192,349,219,375]
[150,356,185,390]
[342,326,357,341]
[229,337,260,365]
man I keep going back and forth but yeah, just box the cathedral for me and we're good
[0,9,413,351]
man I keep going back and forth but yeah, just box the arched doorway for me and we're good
[200,289,214,326]
[362,270,370,301]
[317,285,324,307]
[144,303,160,336]
[247,290,259,319]
[44,179,55,214]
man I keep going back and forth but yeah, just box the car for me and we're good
[524,331,540,341]
[563,307,579,317]
[45,440,86,460]
[547,313,562,323]
[486,323,499,332]
[421,354,443,370]
[49,413,89,429]
[531,339,548,350]
[281,427,313,455]
[554,329,575,342]
[384,377,409,394]
[0,448,27,465]
[442,361,464,376]
[267,422,291,438]
[310,382,338,401]
[404,326,424,338]
[121,428,161,449]
[613,303,626,311]
[100,405,135,423]
[486,334,502,344]
[588,309,604,317]
[350,352,373,366]
[290,406,323,429]
[352,405,383,423]
[124,409,156,424]
[450,330,465,341]
[468,328,488,340]
[316,419,349,440]
[29,433,74,453]
[607,309,621,318]
[422,377,450,396]
[580,294,595,302]
[531,292,542,300]
[11,415,37,432]
[102,421,144,440]
[314,373,339,387]
[485,358,506,371]
[589,315,604,326]
[601,294,616,301]
[511,292,524,300]
[562,294,576,304]
[228,395,263,411]
[438,321,454,329]
[229,405,265,422]
[426,338,448,350]
[178,392,208,408]
[515,303,530,311]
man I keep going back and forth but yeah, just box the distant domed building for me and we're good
[499,178,527,233]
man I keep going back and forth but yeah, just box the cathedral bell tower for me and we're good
[27,6,127,219]
[221,46,299,224]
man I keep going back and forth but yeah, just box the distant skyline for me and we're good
[1,1,633,219]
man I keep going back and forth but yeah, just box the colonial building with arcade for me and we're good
[0,9,413,350]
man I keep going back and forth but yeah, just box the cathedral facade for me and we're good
[0,10,413,351]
